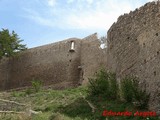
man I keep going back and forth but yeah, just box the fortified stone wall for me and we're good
[0,33,107,90]
[107,1,160,112]
[81,33,107,85]
[2,0,160,113]
[0,58,10,90]
[1,38,82,90]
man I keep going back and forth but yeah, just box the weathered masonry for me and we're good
[0,0,160,113]
[107,1,160,113]
[0,33,107,90]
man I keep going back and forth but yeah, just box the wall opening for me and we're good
[154,71,156,76]
[156,33,158,36]
[143,43,145,47]
[69,41,75,52]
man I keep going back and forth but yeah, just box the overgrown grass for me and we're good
[0,69,159,120]
[0,86,159,120]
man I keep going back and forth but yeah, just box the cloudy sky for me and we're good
[0,0,153,48]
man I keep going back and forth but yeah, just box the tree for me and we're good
[0,29,27,58]
[99,36,107,49]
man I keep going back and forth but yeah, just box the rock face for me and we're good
[0,33,107,90]
[107,1,160,112]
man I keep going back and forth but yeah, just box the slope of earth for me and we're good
[0,86,159,120]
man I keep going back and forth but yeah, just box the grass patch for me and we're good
[0,86,159,120]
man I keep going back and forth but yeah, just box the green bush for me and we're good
[109,72,118,99]
[121,76,135,102]
[121,76,150,109]
[88,69,109,97]
[25,88,33,95]
[88,69,150,109]
[87,69,118,100]
[132,79,150,109]
[31,79,42,92]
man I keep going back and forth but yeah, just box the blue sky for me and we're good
[0,0,153,48]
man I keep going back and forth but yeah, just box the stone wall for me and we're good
[0,34,107,90]
[1,38,82,90]
[1,0,159,113]
[107,1,160,112]
[0,58,10,90]
[81,33,107,85]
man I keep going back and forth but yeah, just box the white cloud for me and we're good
[23,0,147,31]
[65,0,135,30]
[47,0,56,7]
[148,0,159,4]
[67,0,74,4]
[86,0,93,4]
[66,12,116,30]
[148,0,158,1]
[22,8,56,27]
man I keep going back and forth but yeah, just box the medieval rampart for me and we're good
[107,1,160,112]
[81,33,107,85]
[3,38,82,90]
[0,58,10,90]
[1,0,159,113]
[0,33,107,90]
